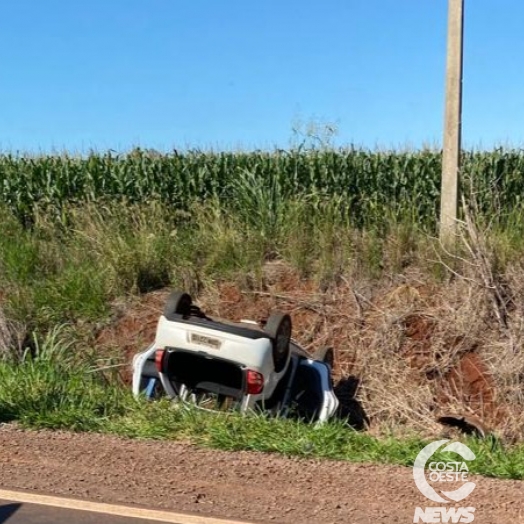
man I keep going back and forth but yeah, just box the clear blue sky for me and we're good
[1,0,522,152]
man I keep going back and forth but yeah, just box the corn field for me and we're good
[1,148,524,229]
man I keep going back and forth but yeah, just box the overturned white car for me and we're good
[132,291,339,423]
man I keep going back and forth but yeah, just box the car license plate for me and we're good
[190,332,223,350]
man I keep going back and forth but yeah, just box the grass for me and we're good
[0,329,523,480]
[0,326,128,430]
[0,194,438,335]
[3,148,524,478]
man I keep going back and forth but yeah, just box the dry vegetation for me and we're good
[0,306,10,357]
[98,240,524,443]
[2,149,524,446]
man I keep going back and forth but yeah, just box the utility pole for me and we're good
[440,0,464,244]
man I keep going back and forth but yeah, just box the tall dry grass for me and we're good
[1,163,524,441]
[0,306,10,356]
[197,227,524,442]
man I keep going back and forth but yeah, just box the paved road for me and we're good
[0,501,162,524]
[0,493,250,524]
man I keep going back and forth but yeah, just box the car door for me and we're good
[289,359,339,423]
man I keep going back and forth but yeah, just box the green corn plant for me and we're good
[1,148,524,232]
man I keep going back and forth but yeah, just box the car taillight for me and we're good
[246,370,264,395]
[155,349,166,373]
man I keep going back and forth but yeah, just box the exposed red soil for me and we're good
[96,291,167,384]
[0,424,521,524]
[96,268,502,434]
[399,313,501,426]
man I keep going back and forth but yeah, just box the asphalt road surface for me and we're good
[0,493,251,524]
[0,501,161,524]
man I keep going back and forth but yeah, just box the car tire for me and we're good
[264,312,292,373]
[163,291,192,318]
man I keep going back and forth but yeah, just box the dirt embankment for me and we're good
[98,261,517,439]
[0,424,522,524]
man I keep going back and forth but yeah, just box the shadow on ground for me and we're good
[334,376,369,431]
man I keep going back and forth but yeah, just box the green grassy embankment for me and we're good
[1,148,524,478]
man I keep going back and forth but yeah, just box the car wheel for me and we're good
[163,291,192,318]
[264,312,292,373]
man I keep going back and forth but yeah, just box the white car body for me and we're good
[132,311,339,423]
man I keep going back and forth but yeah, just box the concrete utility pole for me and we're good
[440,0,464,244]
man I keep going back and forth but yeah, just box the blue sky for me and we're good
[0,1,522,152]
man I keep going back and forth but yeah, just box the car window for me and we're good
[289,363,325,422]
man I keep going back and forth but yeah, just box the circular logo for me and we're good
[413,439,476,503]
